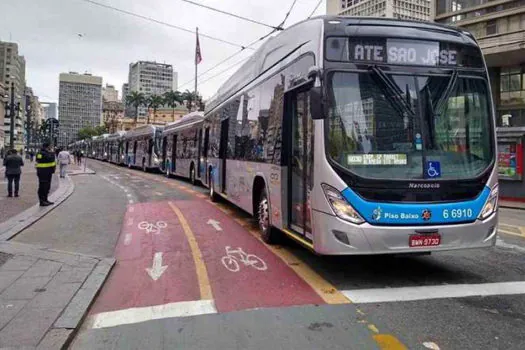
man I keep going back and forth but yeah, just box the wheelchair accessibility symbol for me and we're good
[426,161,441,178]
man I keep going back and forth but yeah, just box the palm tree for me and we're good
[126,91,146,127]
[182,90,204,111]
[163,90,184,121]
[147,94,164,124]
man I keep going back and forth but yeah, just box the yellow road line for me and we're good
[373,334,408,350]
[169,202,213,300]
[282,229,315,251]
[498,229,525,238]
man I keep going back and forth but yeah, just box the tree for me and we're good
[163,90,184,121]
[77,125,108,140]
[147,94,164,124]
[126,91,146,127]
[182,90,204,111]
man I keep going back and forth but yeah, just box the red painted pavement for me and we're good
[90,201,201,314]
[174,199,324,313]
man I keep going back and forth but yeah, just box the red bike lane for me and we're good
[90,201,201,314]
[173,199,325,313]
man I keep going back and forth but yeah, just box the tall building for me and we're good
[0,41,26,149]
[122,83,129,101]
[0,82,6,149]
[40,102,57,120]
[58,72,103,146]
[433,2,525,127]
[326,0,431,21]
[102,83,119,102]
[128,61,175,118]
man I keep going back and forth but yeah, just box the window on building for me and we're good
[486,20,497,35]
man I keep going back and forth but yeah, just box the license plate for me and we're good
[409,233,441,248]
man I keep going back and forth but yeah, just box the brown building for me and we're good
[117,105,189,131]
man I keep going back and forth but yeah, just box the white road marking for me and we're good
[126,193,132,198]
[423,342,441,350]
[207,219,222,231]
[221,246,267,272]
[127,218,134,226]
[88,300,217,329]
[145,252,168,281]
[128,199,134,204]
[124,233,132,246]
[342,281,525,303]
[138,221,167,235]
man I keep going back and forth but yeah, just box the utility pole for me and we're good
[25,94,32,150]
[9,82,15,150]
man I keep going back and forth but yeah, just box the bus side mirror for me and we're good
[309,87,325,120]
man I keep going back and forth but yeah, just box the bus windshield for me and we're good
[327,71,493,180]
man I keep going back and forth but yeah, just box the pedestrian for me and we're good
[57,148,71,178]
[78,150,83,165]
[36,141,56,206]
[3,149,24,197]
[29,150,35,163]
[0,148,4,159]
[75,150,80,165]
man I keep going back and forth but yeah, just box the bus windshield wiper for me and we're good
[433,70,459,115]
[368,66,415,119]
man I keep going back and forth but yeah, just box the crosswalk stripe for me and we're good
[342,281,525,303]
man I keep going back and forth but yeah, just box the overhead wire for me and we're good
[77,0,251,49]
[178,0,300,90]
[307,0,323,18]
[179,0,280,30]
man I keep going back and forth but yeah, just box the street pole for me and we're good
[9,83,15,150]
[25,95,31,150]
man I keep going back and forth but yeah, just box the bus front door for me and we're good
[197,129,203,178]
[219,118,229,193]
[288,90,313,238]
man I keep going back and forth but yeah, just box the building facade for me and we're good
[327,0,431,20]
[127,61,175,118]
[103,100,125,133]
[0,82,5,150]
[58,72,103,147]
[0,41,26,149]
[433,1,525,127]
[40,102,57,120]
[102,84,119,102]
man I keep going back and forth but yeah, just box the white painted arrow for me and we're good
[207,219,222,231]
[145,252,168,281]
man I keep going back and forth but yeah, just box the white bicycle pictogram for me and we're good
[138,221,167,234]
[221,246,267,272]
[427,162,439,177]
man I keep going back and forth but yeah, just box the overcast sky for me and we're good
[1,0,326,103]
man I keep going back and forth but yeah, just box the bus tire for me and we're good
[209,170,218,202]
[142,159,147,172]
[257,188,279,244]
[166,164,171,177]
[190,165,196,185]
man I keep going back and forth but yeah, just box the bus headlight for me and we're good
[478,185,498,220]
[322,184,364,224]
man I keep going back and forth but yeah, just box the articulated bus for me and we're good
[91,134,109,161]
[124,125,164,171]
[195,16,498,255]
[106,131,127,165]
[160,112,205,183]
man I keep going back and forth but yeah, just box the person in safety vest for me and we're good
[36,141,56,206]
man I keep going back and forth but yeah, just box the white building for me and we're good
[58,72,103,147]
[128,61,175,118]
[326,0,431,21]
[41,102,57,120]
[102,83,119,102]
[0,41,26,149]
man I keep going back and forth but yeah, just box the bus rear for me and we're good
[314,19,498,254]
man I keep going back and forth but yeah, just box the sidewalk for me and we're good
[500,199,525,210]
[0,241,114,349]
[0,163,59,225]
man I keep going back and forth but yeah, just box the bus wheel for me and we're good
[257,189,278,244]
[142,160,147,172]
[166,165,170,177]
[209,173,218,202]
[190,166,196,185]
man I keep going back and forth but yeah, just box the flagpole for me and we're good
[194,27,198,111]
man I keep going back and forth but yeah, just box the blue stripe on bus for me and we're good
[341,186,491,225]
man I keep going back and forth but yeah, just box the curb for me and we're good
[0,176,75,241]
[500,204,525,211]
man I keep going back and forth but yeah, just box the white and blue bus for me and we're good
[160,112,205,183]
[124,125,164,172]
[196,16,498,255]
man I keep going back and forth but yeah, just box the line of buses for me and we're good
[71,16,498,256]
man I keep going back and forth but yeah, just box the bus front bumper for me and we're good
[312,210,498,255]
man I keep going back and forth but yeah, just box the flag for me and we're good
[195,27,202,65]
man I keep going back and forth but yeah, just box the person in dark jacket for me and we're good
[36,141,56,206]
[3,149,24,197]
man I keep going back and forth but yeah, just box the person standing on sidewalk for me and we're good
[57,148,71,178]
[36,141,56,206]
[3,149,24,197]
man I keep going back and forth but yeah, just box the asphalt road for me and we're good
[69,160,525,350]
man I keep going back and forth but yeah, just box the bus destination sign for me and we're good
[350,38,457,66]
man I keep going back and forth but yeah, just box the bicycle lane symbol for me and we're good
[221,246,267,273]
[138,221,168,235]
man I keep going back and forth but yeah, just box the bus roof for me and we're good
[124,124,163,139]
[163,112,204,135]
[205,16,478,114]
